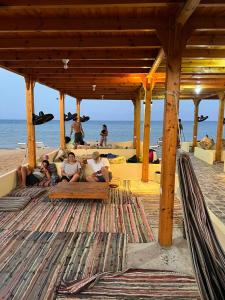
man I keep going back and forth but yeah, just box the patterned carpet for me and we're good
[140,195,183,228]
[57,269,200,299]
[0,188,154,243]
[0,230,126,300]
[0,196,31,211]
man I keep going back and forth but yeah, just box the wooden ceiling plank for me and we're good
[0,36,161,49]
[0,0,182,9]
[0,49,158,60]
[0,17,167,32]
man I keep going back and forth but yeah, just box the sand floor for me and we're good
[0,148,55,176]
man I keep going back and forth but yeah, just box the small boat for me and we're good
[198,115,208,122]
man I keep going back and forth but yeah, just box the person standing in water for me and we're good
[70,115,85,145]
[99,124,108,147]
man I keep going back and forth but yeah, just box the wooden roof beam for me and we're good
[0,36,161,50]
[147,48,165,80]
[176,0,200,26]
[15,68,149,74]
[0,49,158,60]
[0,0,183,9]
[0,17,167,32]
[1,60,154,68]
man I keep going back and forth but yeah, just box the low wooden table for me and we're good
[48,182,109,203]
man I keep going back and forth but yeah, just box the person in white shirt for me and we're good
[85,151,110,182]
[61,152,81,183]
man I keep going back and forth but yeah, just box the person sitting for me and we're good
[99,124,108,147]
[17,160,50,187]
[38,160,52,187]
[84,151,110,182]
[61,152,81,183]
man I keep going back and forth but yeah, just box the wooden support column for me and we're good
[142,81,152,182]
[132,100,137,148]
[76,98,81,122]
[59,92,65,150]
[158,26,182,247]
[215,92,225,161]
[192,99,200,148]
[25,76,36,169]
[135,95,141,159]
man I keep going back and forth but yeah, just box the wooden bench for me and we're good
[48,182,109,203]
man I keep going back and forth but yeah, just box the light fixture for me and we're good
[92,84,96,91]
[195,86,201,94]
[62,59,69,70]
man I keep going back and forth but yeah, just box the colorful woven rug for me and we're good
[60,232,127,283]
[8,186,48,199]
[0,229,72,300]
[141,194,183,228]
[0,230,126,300]
[0,196,31,211]
[57,269,200,299]
[0,189,154,243]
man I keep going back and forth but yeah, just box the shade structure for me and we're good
[0,1,224,100]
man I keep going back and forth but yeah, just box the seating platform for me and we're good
[48,182,109,202]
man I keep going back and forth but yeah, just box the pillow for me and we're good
[53,149,68,162]
[109,156,126,164]
[199,135,215,150]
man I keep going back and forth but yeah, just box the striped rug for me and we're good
[57,269,200,299]
[0,229,72,300]
[8,186,48,199]
[0,230,126,300]
[0,189,154,243]
[141,194,183,228]
[0,196,31,211]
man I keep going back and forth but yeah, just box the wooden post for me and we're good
[135,95,141,159]
[215,92,225,161]
[142,80,152,182]
[25,76,36,169]
[132,100,137,148]
[192,99,200,148]
[158,26,182,247]
[59,92,65,150]
[76,98,81,122]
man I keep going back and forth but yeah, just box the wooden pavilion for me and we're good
[0,0,224,247]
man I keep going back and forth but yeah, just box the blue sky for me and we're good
[0,68,219,121]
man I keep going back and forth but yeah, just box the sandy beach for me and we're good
[0,148,55,176]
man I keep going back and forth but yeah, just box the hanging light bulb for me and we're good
[62,59,69,70]
[195,86,201,94]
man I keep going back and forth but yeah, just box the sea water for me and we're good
[0,119,221,149]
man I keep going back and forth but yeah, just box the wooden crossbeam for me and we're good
[0,36,161,49]
[0,17,167,32]
[1,60,154,68]
[14,68,149,74]
[0,0,182,9]
[176,0,201,26]
[147,48,165,79]
[0,49,158,60]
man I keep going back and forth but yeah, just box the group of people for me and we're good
[70,116,108,147]
[17,151,111,188]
